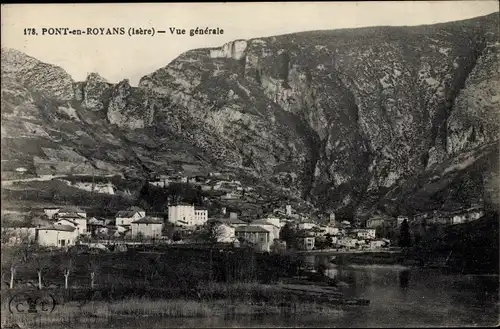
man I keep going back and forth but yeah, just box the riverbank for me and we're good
[1,282,349,328]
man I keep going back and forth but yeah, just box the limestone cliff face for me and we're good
[210,40,248,60]
[138,49,311,194]
[1,13,499,218]
[107,79,153,129]
[446,34,500,155]
[77,73,112,112]
[1,48,74,101]
[135,13,498,216]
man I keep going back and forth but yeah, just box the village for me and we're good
[1,170,486,254]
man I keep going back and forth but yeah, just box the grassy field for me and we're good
[1,289,343,328]
[0,248,345,328]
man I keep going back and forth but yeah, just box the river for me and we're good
[65,262,499,328]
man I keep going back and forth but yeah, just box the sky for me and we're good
[2,2,499,86]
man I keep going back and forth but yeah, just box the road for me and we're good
[1,174,116,187]
[295,249,402,256]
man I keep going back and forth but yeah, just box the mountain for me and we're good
[1,13,499,220]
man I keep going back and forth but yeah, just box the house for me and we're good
[366,216,388,229]
[369,240,387,249]
[336,237,358,249]
[149,177,170,188]
[208,217,247,227]
[43,207,60,219]
[168,204,208,227]
[36,225,78,247]
[56,213,88,235]
[235,225,270,252]
[131,217,163,238]
[262,217,281,228]
[87,217,106,237]
[251,219,280,242]
[352,228,376,240]
[321,225,340,236]
[115,206,146,226]
[297,221,317,231]
[194,207,209,226]
[116,225,131,236]
[221,191,241,200]
[297,233,315,250]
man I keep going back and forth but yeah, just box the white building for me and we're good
[353,228,376,240]
[43,207,60,219]
[131,217,163,238]
[194,208,209,225]
[168,204,208,227]
[263,217,281,228]
[336,237,358,248]
[36,225,78,247]
[115,206,146,226]
[251,219,280,242]
[322,226,340,236]
[297,222,317,231]
[56,214,88,236]
[369,240,386,249]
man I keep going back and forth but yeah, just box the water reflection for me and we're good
[65,261,499,328]
[398,269,410,289]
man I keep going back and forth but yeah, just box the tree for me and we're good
[2,247,23,289]
[172,230,182,242]
[60,255,74,290]
[270,239,287,254]
[279,223,297,249]
[87,254,99,289]
[136,232,145,242]
[33,254,52,290]
[325,233,334,247]
[399,219,412,248]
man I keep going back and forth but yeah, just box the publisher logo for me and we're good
[8,293,56,314]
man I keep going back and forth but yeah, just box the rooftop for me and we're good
[57,213,85,219]
[55,219,78,226]
[132,217,164,224]
[168,203,195,207]
[37,224,76,232]
[59,206,85,213]
[115,211,138,218]
[208,217,247,225]
[127,206,145,212]
[251,219,279,227]
[235,225,269,233]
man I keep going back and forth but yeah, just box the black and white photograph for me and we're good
[1,2,499,328]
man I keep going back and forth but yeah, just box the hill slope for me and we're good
[1,13,499,219]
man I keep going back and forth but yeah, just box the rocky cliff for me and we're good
[1,13,499,219]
